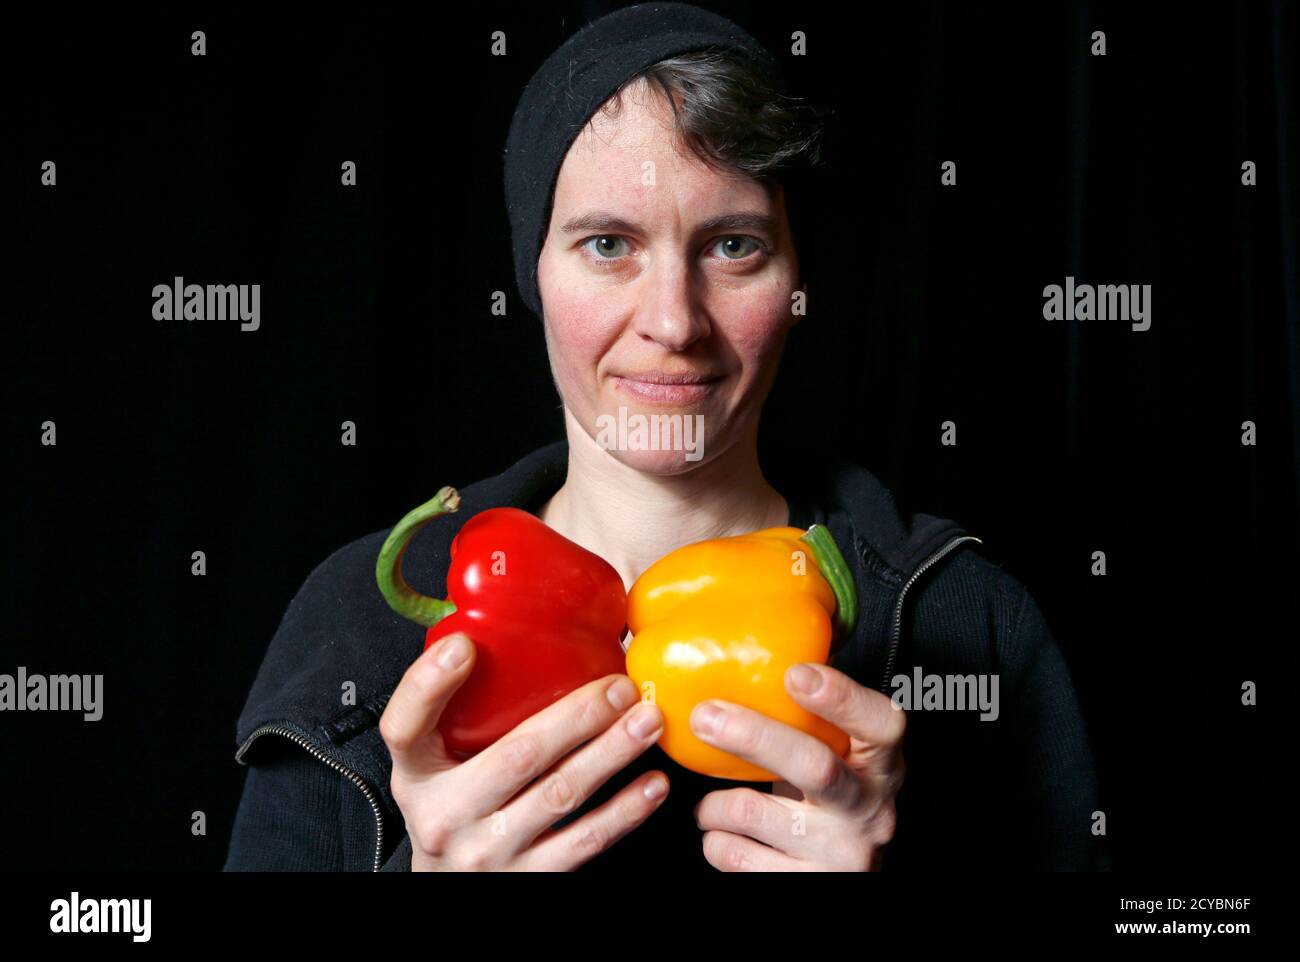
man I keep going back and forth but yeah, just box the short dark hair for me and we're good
[597,48,831,290]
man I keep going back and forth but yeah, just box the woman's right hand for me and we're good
[379,631,669,871]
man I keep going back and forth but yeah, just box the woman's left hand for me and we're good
[690,663,906,871]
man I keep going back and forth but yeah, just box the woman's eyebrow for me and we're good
[558,210,775,235]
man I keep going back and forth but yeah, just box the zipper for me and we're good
[236,723,387,873]
[879,535,984,692]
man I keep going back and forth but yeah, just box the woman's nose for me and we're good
[630,256,711,351]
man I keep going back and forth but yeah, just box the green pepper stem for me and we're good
[374,486,461,628]
[799,524,859,641]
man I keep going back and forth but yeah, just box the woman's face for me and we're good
[536,79,801,475]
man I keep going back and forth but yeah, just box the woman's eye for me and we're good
[712,235,763,260]
[580,234,766,265]
[583,235,631,259]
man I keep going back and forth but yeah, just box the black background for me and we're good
[6,1,1294,872]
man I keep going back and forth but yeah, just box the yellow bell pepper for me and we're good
[625,523,858,781]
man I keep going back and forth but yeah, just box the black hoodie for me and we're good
[223,439,1106,872]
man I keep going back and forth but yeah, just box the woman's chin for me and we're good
[601,443,712,476]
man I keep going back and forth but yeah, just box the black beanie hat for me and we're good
[503,1,791,320]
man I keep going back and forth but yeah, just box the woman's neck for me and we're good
[536,407,789,591]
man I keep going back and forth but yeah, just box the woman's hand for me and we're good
[690,663,905,871]
[379,631,669,871]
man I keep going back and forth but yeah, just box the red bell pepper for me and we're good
[375,487,628,758]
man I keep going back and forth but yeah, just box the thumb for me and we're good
[379,631,476,779]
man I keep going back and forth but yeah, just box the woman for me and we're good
[225,2,1103,873]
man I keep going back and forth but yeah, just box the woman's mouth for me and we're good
[612,372,722,404]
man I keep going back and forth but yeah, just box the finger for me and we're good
[497,701,665,853]
[689,699,861,810]
[452,673,642,819]
[783,663,907,781]
[701,830,806,872]
[378,632,477,779]
[693,786,809,854]
[519,770,671,871]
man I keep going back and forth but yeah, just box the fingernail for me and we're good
[788,664,823,694]
[606,677,637,711]
[627,703,662,739]
[437,634,469,669]
[643,774,668,801]
[691,703,725,737]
